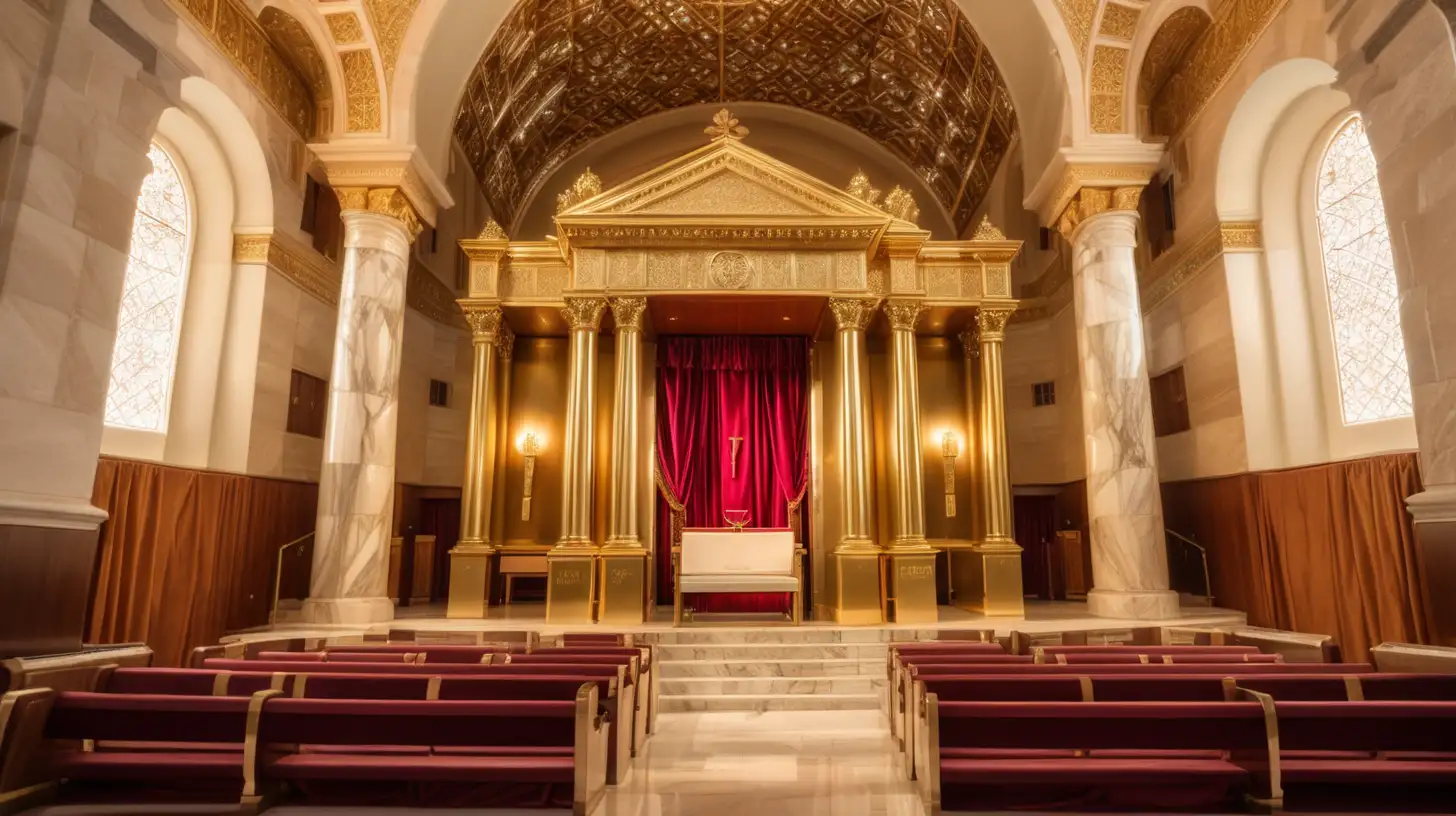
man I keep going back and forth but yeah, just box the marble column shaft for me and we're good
[1068,206,1179,619]
[830,298,878,550]
[305,210,414,624]
[605,297,647,548]
[975,309,1017,548]
[558,297,607,548]
[885,300,929,549]
[458,305,503,548]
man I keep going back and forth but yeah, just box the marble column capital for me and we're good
[829,297,880,332]
[459,302,504,344]
[340,209,414,259]
[338,187,423,243]
[975,307,1015,343]
[884,299,926,332]
[1068,206,1140,249]
[610,296,648,332]
[1056,186,1143,242]
[562,296,608,332]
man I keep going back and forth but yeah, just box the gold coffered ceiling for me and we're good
[453,0,1020,234]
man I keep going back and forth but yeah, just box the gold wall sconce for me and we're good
[518,430,542,521]
[940,430,959,517]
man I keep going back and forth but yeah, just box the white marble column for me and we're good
[1066,197,1180,620]
[303,208,415,624]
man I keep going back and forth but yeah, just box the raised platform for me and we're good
[236,601,1244,714]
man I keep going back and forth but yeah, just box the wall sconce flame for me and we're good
[516,430,543,455]
[940,430,959,518]
[518,430,541,520]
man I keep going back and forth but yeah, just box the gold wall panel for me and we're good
[1137,7,1211,113]
[1152,0,1291,138]
[1089,45,1128,134]
[454,0,1019,233]
[326,13,365,44]
[1098,3,1141,40]
[1053,0,1098,65]
[918,338,975,542]
[339,49,382,132]
[362,0,419,87]
[166,0,315,137]
[499,338,571,546]
[257,7,332,131]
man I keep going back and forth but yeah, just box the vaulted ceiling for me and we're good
[451,0,1020,234]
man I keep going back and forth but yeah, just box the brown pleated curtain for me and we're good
[1163,453,1431,663]
[88,457,318,666]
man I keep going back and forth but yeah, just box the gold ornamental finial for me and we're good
[706,109,749,141]
[972,215,1006,241]
[883,186,920,226]
[847,170,882,207]
[478,219,507,240]
[556,168,604,213]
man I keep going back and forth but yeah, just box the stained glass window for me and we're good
[104,143,192,431]
[1315,115,1412,425]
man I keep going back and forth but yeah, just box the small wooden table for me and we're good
[498,545,550,604]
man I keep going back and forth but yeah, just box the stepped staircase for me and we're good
[641,628,930,712]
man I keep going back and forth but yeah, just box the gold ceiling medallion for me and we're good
[557,169,604,213]
[709,251,753,289]
[705,109,750,141]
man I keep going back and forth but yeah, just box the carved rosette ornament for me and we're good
[884,299,926,332]
[610,296,648,332]
[828,297,879,333]
[709,251,753,289]
[462,304,504,344]
[561,296,607,331]
[705,109,750,141]
[975,307,1015,342]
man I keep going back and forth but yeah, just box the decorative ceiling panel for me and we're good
[454,0,1020,234]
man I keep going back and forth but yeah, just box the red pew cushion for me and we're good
[265,753,574,783]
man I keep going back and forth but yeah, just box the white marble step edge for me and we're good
[660,676,883,696]
[658,693,882,712]
[656,658,883,678]
[642,628,947,646]
[656,643,889,661]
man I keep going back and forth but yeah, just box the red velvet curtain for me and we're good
[655,337,810,613]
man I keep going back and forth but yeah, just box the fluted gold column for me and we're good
[547,296,607,623]
[599,296,649,624]
[884,299,938,622]
[968,307,1024,615]
[490,324,515,547]
[447,303,504,618]
[830,297,883,624]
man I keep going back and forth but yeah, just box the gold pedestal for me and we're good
[546,552,597,623]
[597,550,647,625]
[954,546,1026,616]
[445,548,494,618]
[834,551,884,625]
[888,551,939,623]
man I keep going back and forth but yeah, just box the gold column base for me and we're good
[546,551,598,623]
[834,550,884,625]
[887,550,939,624]
[597,549,648,625]
[953,545,1026,617]
[445,548,495,619]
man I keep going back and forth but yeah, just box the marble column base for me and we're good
[1086,588,1181,621]
[302,596,396,625]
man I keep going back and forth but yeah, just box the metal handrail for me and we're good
[269,532,315,625]
[1165,528,1214,607]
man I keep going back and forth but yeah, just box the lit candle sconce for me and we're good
[517,430,543,521]
[940,430,959,517]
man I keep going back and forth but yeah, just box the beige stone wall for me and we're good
[1004,307,1085,486]
[395,311,471,488]
[247,269,334,481]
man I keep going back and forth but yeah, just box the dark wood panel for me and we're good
[1151,366,1191,437]
[0,524,100,658]
[649,295,826,336]
[287,369,328,439]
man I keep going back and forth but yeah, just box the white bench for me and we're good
[673,529,803,625]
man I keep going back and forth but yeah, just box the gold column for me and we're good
[884,299,938,623]
[547,295,606,623]
[490,324,515,547]
[446,303,502,618]
[965,307,1024,615]
[829,297,883,625]
[599,296,649,624]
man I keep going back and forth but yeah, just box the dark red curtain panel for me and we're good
[655,336,810,613]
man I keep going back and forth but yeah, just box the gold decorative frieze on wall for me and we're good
[339,49,382,132]
[1090,45,1129,133]
[232,231,342,306]
[407,260,468,329]
[1141,220,1264,311]
[1152,0,1292,138]
[165,0,315,137]
[1098,2,1141,40]
[257,8,333,135]
[1054,0,1098,65]
[362,0,419,87]
[326,13,365,44]
[1137,7,1211,114]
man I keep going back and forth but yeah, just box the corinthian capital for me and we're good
[562,296,607,331]
[975,307,1015,342]
[610,296,648,332]
[461,303,504,343]
[884,299,926,332]
[828,297,879,332]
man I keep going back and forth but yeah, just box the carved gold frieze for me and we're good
[1090,45,1129,134]
[709,252,753,289]
[339,49,382,132]
[1140,219,1264,312]
[362,0,418,87]
[257,8,332,133]
[1152,0,1291,138]
[1099,3,1141,40]
[1054,0,1098,65]
[232,231,342,307]
[409,261,466,329]
[164,0,314,138]
[326,13,364,44]
[1137,7,1211,112]
[455,0,1018,232]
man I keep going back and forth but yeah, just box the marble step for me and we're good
[658,658,884,678]
[660,676,882,696]
[643,628,941,646]
[656,643,888,662]
[658,692,882,713]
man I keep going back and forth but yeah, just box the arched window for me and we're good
[104,143,192,431]
[1315,115,1412,425]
